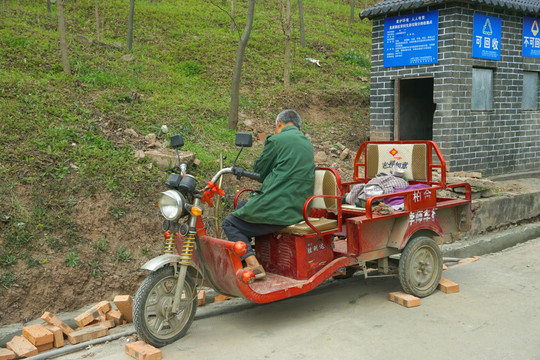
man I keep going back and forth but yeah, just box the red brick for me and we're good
[44,325,65,348]
[214,294,231,303]
[106,309,124,326]
[458,256,480,264]
[197,290,206,306]
[100,318,116,329]
[74,301,111,328]
[6,336,38,358]
[67,325,109,345]
[22,324,54,346]
[388,291,421,308]
[113,295,134,323]
[0,348,15,360]
[125,341,162,360]
[41,312,74,335]
[438,277,460,294]
[86,314,115,328]
[36,342,53,353]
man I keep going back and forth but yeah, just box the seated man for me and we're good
[222,109,315,279]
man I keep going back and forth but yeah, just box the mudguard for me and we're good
[141,254,182,271]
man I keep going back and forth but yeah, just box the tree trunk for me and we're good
[127,0,135,52]
[228,0,255,130]
[298,0,305,47]
[230,0,235,33]
[47,0,51,14]
[94,0,100,40]
[350,0,355,23]
[57,0,70,75]
[281,0,292,89]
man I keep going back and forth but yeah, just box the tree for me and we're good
[127,0,135,51]
[230,0,235,33]
[280,0,292,89]
[47,0,51,14]
[228,0,255,130]
[298,0,305,47]
[57,0,70,75]
[94,0,101,41]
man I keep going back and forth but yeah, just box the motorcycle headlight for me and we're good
[159,190,186,221]
[364,184,384,197]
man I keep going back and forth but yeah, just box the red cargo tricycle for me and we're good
[133,132,472,347]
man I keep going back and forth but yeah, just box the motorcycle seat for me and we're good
[278,169,341,236]
[278,217,338,235]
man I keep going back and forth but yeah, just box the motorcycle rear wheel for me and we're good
[398,236,442,298]
[133,265,197,347]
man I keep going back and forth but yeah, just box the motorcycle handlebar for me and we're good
[205,167,260,191]
[240,170,260,181]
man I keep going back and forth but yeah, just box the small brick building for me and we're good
[361,0,540,176]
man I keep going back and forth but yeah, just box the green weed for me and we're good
[65,250,80,267]
[88,260,102,278]
[112,207,125,219]
[340,49,371,67]
[116,245,131,263]
[26,255,41,268]
[140,246,150,257]
[46,235,64,252]
[94,237,108,253]
[5,228,34,251]
[0,272,16,288]
[0,254,17,268]
[179,61,203,77]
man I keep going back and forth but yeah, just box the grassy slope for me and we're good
[0,0,372,312]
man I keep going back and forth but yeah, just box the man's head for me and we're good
[275,109,302,134]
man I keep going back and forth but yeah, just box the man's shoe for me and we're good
[245,265,266,280]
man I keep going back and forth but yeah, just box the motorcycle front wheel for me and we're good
[133,265,197,347]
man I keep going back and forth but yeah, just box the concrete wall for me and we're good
[369,3,540,176]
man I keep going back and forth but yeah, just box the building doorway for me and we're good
[394,77,435,140]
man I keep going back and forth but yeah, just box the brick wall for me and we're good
[369,4,540,176]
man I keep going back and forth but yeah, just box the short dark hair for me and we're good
[275,109,302,129]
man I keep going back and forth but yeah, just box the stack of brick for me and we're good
[1,295,136,358]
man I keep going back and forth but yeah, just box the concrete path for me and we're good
[52,237,540,360]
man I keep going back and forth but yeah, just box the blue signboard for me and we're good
[383,11,439,68]
[472,13,501,60]
[523,16,540,58]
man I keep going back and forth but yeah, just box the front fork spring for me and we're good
[179,231,196,266]
[163,231,176,254]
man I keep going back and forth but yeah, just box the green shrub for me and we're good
[0,272,16,287]
[341,49,371,67]
[116,245,131,263]
[65,250,80,267]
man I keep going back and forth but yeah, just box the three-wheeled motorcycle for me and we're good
[133,132,472,347]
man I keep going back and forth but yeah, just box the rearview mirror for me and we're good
[235,132,252,147]
[170,134,184,148]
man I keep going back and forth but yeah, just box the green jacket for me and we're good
[233,125,315,226]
